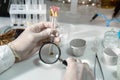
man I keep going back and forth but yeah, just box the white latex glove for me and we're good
[9,22,59,61]
[64,57,95,80]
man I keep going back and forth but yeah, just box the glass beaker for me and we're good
[103,29,119,48]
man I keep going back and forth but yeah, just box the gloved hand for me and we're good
[64,57,95,80]
[9,22,60,62]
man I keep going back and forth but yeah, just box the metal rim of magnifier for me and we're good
[39,42,61,64]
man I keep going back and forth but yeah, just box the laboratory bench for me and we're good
[0,3,120,80]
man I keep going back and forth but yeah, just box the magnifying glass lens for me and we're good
[39,43,61,64]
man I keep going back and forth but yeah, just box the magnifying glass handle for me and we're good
[59,58,67,66]
[62,60,67,66]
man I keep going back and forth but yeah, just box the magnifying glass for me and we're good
[39,42,67,66]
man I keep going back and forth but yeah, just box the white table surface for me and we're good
[0,4,120,80]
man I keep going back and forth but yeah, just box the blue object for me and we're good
[91,13,120,27]
[118,30,120,39]
[97,13,120,27]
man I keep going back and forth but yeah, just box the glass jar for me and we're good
[103,29,119,48]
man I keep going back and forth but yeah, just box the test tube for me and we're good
[10,14,16,26]
[70,0,78,13]
[37,14,40,23]
[44,14,47,21]
[31,0,37,4]
[10,4,16,26]
[33,14,38,23]
[12,0,18,4]
[14,14,19,26]
[32,0,37,9]
[42,14,47,22]
[25,0,31,5]
[38,0,44,4]
[20,14,25,26]
[18,14,22,26]
[38,4,47,22]
[31,14,33,24]
[26,14,31,25]
[22,0,25,4]
[38,14,43,22]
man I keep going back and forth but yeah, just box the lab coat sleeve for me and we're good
[0,45,15,74]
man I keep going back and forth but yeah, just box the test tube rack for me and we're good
[9,0,46,27]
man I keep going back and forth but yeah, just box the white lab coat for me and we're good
[0,45,15,74]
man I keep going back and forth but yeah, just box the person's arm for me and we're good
[9,22,59,61]
[0,45,15,74]
[0,22,59,74]
[64,58,95,80]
